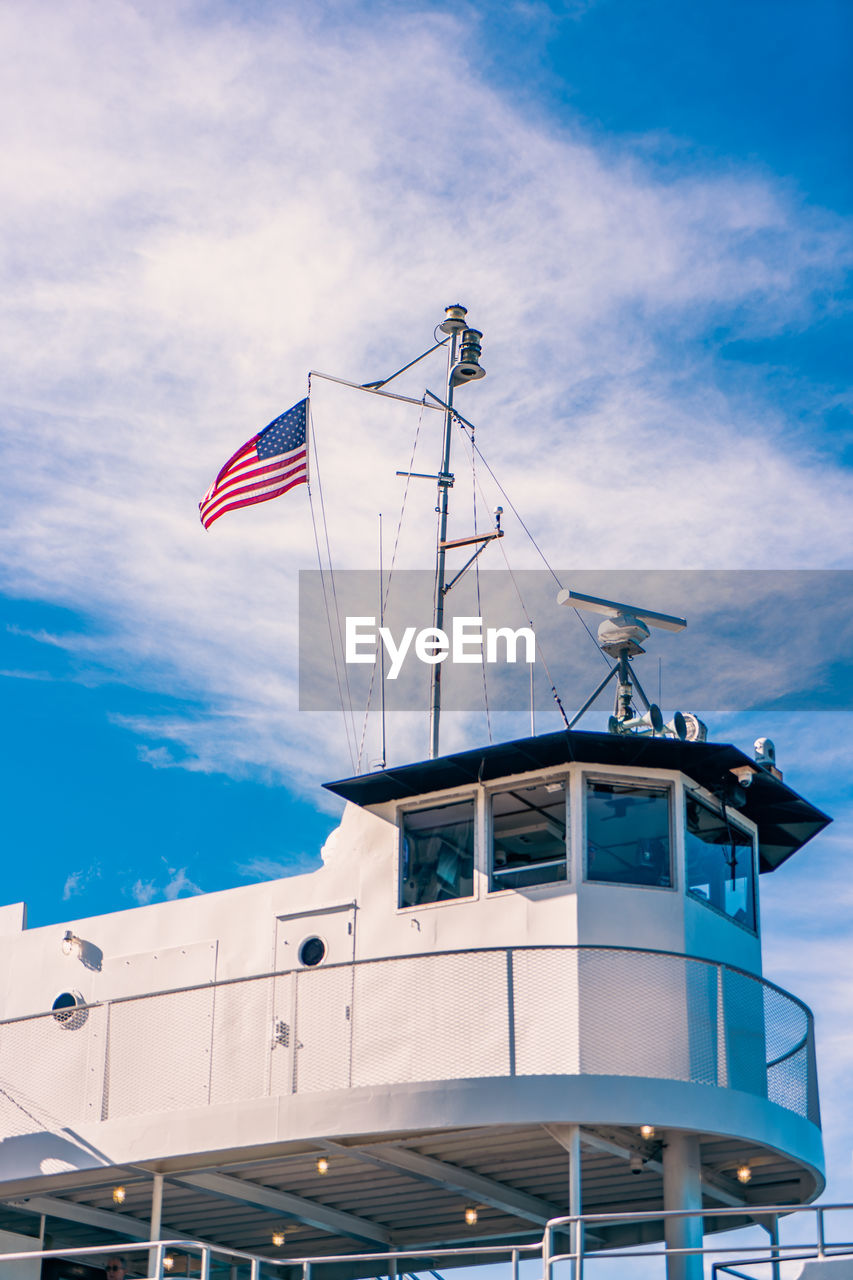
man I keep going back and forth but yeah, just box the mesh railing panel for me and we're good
[512,948,579,1075]
[351,950,510,1086]
[0,947,819,1131]
[763,979,812,1119]
[721,967,768,1098]
[209,973,274,1107]
[579,949,698,1082]
[0,1003,107,1130]
[106,985,214,1118]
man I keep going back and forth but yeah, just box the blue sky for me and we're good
[1,0,851,1210]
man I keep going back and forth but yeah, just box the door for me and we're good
[270,904,356,1095]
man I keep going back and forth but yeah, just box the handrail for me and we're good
[0,1207,852,1278]
[2,942,814,1024]
[0,944,817,1132]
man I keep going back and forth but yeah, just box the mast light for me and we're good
[440,304,469,334]
[451,328,486,384]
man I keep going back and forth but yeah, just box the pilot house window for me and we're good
[586,780,672,887]
[400,800,475,907]
[491,784,568,890]
[685,794,756,930]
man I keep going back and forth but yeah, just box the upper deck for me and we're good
[0,730,830,1267]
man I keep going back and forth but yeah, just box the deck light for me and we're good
[464,1207,478,1226]
[61,931,82,958]
[640,1125,655,1140]
[112,1186,126,1205]
[163,1257,174,1272]
[316,1156,329,1175]
[271,1231,285,1248]
[737,1165,752,1184]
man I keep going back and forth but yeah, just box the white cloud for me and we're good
[131,878,157,906]
[164,868,203,900]
[237,853,321,881]
[1,1,850,789]
[62,872,83,901]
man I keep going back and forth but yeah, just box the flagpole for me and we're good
[429,330,457,761]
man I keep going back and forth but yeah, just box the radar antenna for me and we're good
[558,590,703,739]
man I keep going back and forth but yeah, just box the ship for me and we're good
[0,307,846,1280]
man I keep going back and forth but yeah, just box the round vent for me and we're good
[52,990,88,1030]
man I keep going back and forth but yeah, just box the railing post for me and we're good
[716,965,728,1088]
[250,1257,260,1280]
[200,1247,210,1280]
[511,1246,519,1280]
[543,1221,552,1280]
[506,950,516,1077]
[766,1213,781,1280]
[152,1244,165,1280]
[817,1205,825,1259]
[302,1262,312,1280]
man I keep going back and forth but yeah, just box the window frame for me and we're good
[684,787,759,934]
[397,792,478,910]
[582,772,676,892]
[486,776,570,894]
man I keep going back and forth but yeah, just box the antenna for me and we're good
[378,513,387,770]
[558,589,701,738]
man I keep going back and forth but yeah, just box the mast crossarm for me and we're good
[442,533,503,596]
[439,530,503,551]
[309,370,443,411]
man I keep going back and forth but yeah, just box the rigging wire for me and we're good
[470,423,492,744]
[455,422,570,730]
[453,415,611,670]
[306,395,358,773]
[355,400,427,772]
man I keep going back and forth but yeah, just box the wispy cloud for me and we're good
[1,2,850,791]
[164,868,203,900]
[62,866,100,900]
[128,864,203,905]
[236,853,322,882]
[131,879,157,907]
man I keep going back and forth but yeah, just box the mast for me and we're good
[428,306,486,759]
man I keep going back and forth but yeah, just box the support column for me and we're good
[544,1124,583,1279]
[568,1124,582,1278]
[148,1173,164,1278]
[662,1132,703,1280]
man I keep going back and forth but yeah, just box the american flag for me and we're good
[199,399,308,529]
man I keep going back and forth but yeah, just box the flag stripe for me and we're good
[202,471,308,527]
[211,436,260,486]
[201,453,307,526]
[201,457,307,522]
[199,399,308,530]
[201,448,307,510]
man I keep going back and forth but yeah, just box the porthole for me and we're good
[298,936,326,968]
[52,990,88,1030]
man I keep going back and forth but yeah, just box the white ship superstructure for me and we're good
[0,724,831,1280]
[0,307,841,1280]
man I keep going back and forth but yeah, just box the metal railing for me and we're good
[0,947,819,1134]
[543,1204,853,1278]
[1,1205,852,1280]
